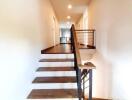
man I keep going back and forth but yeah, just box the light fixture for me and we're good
[68,4,72,9]
[67,16,71,19]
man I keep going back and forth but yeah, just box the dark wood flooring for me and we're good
[41,44,73,54]
[37,67,74,71]
[39,59,74,62]
[32,77,76,83]
[79,44,96,49]
[41,43,95,54]
[85,98,112,100]
[28,89,78,99]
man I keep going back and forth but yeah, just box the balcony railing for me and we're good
[75,29,96,49]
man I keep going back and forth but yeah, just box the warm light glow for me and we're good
[67,21,70,25]
[67,16,71,19]
[68,4,72,9]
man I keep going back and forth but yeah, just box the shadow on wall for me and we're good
[80,49,96,63]
[90,50,112,99]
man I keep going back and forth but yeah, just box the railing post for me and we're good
[92,30,96,48]
[89,69,93,100]
[77,68,82,100]
[83,78,85,100]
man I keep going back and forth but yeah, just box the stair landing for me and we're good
[41,44,73,54]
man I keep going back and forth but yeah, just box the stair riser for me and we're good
[35,71,76,77]
[41,54,74,59]
[39,62,74,67]
[31,83,77,89]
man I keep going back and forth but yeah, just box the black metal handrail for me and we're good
[70,24,95,100]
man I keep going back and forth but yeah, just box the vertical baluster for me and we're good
[89,69,92,100]
[83,76,85,100]
[77,68,82,100]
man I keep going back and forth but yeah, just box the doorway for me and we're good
[60,28,71,44]
[53,16,56,46]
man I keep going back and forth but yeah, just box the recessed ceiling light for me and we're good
[67,16,71,19]
[68,4,72,9]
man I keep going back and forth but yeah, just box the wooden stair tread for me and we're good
[39,59,74,62]
[37,67,75,71]
[27,89,78,99]
[85,98,111,100]
[32,77,77,83]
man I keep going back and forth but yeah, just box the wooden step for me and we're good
[41,54,74,59]
[85,98,111,100]
[35,71,76,77]
[39,59,74,62]
[37,67,75,71]
[27,89,78,99]
[32,77,77,83]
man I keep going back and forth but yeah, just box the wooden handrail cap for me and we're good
[79,62,96,69]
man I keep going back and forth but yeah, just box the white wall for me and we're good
[88,0,132,99]
[76,16,83,29]
[76,8,88,30]
[0,0,42,99]
[76,8,89,45]
[76,17,84,44]
[39,0,60,48]
[55,20,60,45]
[0,0,59,100]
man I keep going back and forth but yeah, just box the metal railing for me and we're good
[75,29,96,49]
[70,25,95,100]
[82,68,93,100]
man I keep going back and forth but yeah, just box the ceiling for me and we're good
[50,0,90,24]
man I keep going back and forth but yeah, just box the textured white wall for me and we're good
[0,0,59,100]
[88,0,132,99]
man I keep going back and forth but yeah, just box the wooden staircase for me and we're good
[27,25,96,100]
[27,53,79,100]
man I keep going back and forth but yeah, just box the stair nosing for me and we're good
[32,77,77,83]
[36,67,75,71]
[39,59,74,62]
[27,89,78,99]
